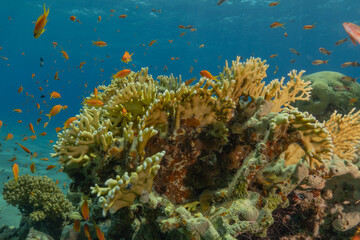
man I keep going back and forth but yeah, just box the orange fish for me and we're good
[190,28,197,32]
[83,98,104,107]
[50,91,61,99]
[168,39,173,43]
[343,22,360,45]
[17,85,23,93]
[33,4,49,39]
[46,165,57,170]
[121,51,134,63]
[70,16,76,21]
[185,77,197,86]
[200,70,217,80]
[40,132,47,136]
[37,103,40,110]
[44,122,48,128]
[284,32,288,37]
[52,42,58,48]
[81,195,90,221]
[303,23,316,30]
[30,135,37,140]
[97,16,101,22]
[84,223,91,240]
[199,44,205,48]
[39,87,43,91]
[92,41,107,47]
[8,156,17,162]
[45,105,63,121]
[119,14,127,18]
[13,163,19,182]
[269,54,278,58]
[349,98,358,105]
[335,38,347,46]
[112,69,131,78]
[63,117,77,129]
[6,133,13,141]
[73,220,80,232]
[94,87,98,99]
[54,71,60,80]
[319,47,331,55]
[59,49,69,60]
[122,107,127,115]
[179,32,186,37]
[13,109,22,113]
[148,39,157,46]
[312,60,328,65]
[341,61,360,67]
[37,118,41,125]
[0,120,2,129]
[63,105,68,110]
[55,127,62,132]
[269,1,280,6]
[17,143,32,154]
[341,76,358,82]
[94,222,105,240]
[270,22,285,28]
[30,162,36,173]
[22,136,28,141]
[29,123,36,135]
[79,62,86,69]
[41,158,49,161]
[32,73,35,79]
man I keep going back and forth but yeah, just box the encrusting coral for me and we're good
[52,57,360,240]
[2,175,73,238]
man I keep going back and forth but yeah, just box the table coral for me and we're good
[52,57,360,240]
[2,175,73,238]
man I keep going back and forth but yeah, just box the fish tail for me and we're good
[45,114,51,122]
[324,60,328,64]
[280,25,286,29]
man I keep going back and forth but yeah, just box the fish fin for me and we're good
[280,25,286,29]
[350,35,358,45]
[45,114,51,122]
[130,53,134,57]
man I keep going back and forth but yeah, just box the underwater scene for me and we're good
[1,0,360,239]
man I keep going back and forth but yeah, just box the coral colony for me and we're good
[4,57,360,239]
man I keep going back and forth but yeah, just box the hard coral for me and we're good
[2,175,73,238]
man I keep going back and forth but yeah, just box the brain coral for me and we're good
[2,175,73,238]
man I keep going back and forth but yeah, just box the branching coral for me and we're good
[51,57,360,240]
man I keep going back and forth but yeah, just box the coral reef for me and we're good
[52,57,360,239]
[2,175,73,238]
[295,71,360,121]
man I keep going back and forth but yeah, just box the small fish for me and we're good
[289,48,300,56]
[0,56,8,60]
[32,73,35,79]
[112,69,131,78]
[46,165,57,170]
[81,195,90,221]
[59,48,69,60]
[13,109,22,113]
[217,0,227,5]
[119,14,127,18]
[55,127,61,132]
[33,4,49,39]
[94,222,105,240]
[97,16,101,22]
[122,107,127,115]
[0,120,2,129]
[340,61,360,67]
[83,98,104,107]
[200,70,217,80]
[79,62,86,69]
[270,22,285,28]
[73,220,80,232]
[40,57,44,67]
[17,85,23,93]
[29,123,36,135]
[17,143,32,154]
[199,44,205,48]
[341,76,358,82]
[185,77,197,86]
[50,91,61,99]
[43,122,48,128]
[54,71,60,80]
[335,38,347,46]
[39,132,47,136]
[94,88,98,99]
[84,223,91,240]
[312,60,328,65]
[303,23,316,30]
[92,41,107,47]
[6,133,13,141]
[273,66,279,74]
[269,1,280,6]
[8,156,17,162]
[70,16,76,21]
[148,39,157,46]
[121,51,134,63]
[40,158,49,161]
[52,42,58,48]
[63,117,77,129]
[37,118,41,125]
[334,85,351,91]
[284,32,288,37]
[45,105,63,121]
[343,22,360,45]
[349,98,358,105]
[290,59,296,63]
[30,162,36,173]
[179,32,186,37]
[13,163,19,182]
[319,47,331,55]
[269,54,278,58]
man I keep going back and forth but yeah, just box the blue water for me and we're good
[0,0,359,235]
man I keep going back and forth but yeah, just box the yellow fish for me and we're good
[33,4,50,39]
